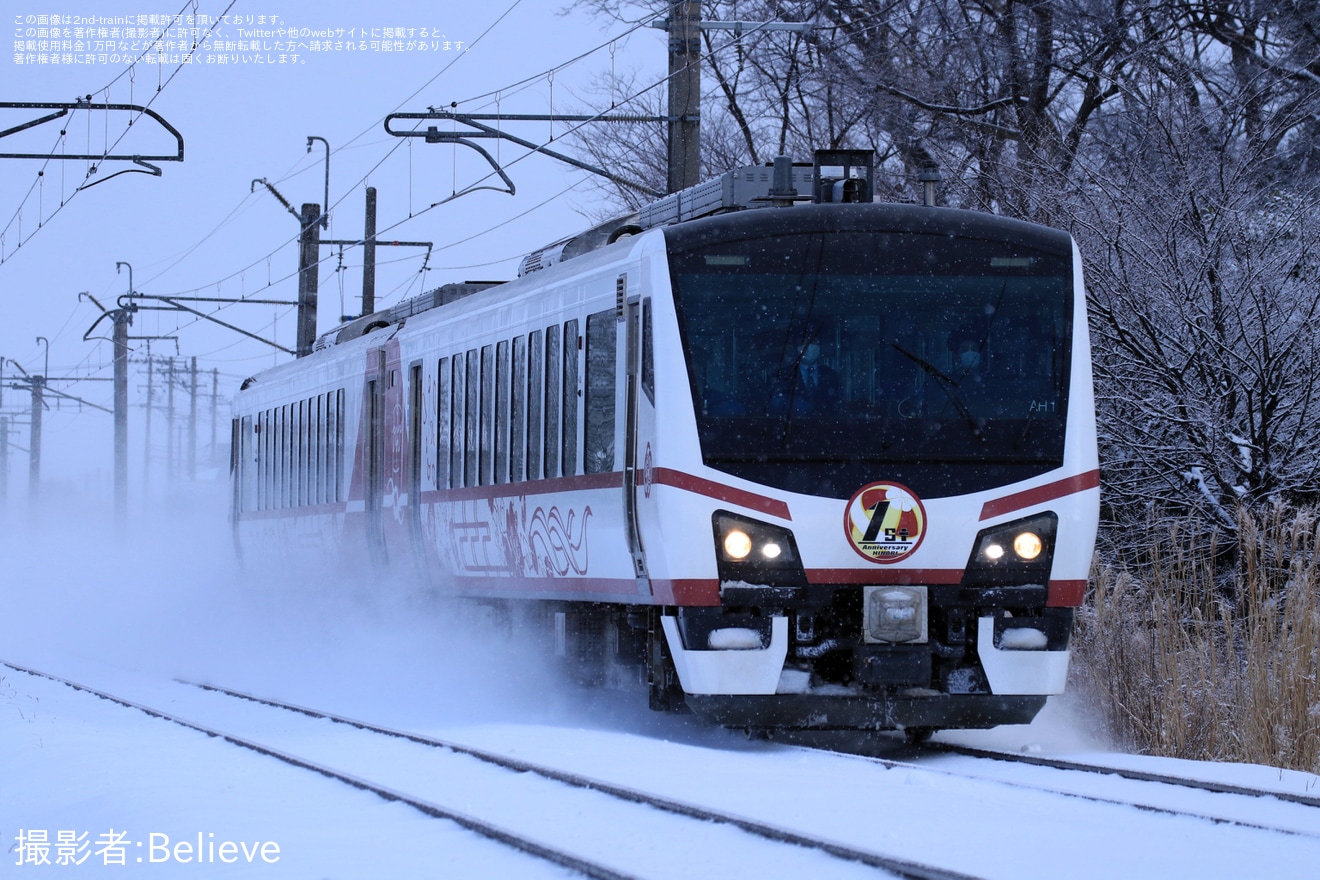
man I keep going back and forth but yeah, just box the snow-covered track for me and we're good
[2,661,641,880]
[178,678,979,880]
[922,742,1320,809]
[788,735,1320,839]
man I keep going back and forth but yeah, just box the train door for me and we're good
[630,291,667,601]
[623,293,648,585]
[364,347,387,565]
[407,359,429,581]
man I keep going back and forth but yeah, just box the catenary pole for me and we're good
[296,203,322,357]
[167,357,176,484]
[188,356,198,480]
[28,375,43,501]
[666,0,702,193]
[362,187,377,317]
[113,309,130,515]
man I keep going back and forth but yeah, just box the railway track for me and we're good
[923,741,1320,810]
[3,661,975,880]
[140,674,1320,846]
[776,731,1320,839]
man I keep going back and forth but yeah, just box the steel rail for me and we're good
[919,742,1320,809]
[1,661,638,880]
[182,679,981,880]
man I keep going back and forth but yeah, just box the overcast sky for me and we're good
[1,1,664,490]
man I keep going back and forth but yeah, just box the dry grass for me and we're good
[1071,506,1320,772]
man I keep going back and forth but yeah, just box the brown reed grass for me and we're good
[1071,506,1320,772]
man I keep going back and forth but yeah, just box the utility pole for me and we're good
[143,351,153,490]
[652,10,810,192]
[296,203,322,358]
[166,357,176,483]
[209,368,219,464]
[113,309,130,516]
[362,186,377,317]
[666,0,702,193]
[28,374,43,501]
[188,356,198,480]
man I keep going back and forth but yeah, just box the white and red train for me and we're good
[231,152,1099,736]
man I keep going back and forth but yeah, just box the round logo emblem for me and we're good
[844,482,926,564]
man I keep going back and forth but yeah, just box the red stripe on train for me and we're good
[808,568,965,585]
[653,467,792,520]
[979,469,1100,521]
[1048,579,1086,607]
[650,579,721,606]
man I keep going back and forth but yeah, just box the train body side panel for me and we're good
[392,238,651,602]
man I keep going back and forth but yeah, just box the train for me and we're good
[230,150,1099,739]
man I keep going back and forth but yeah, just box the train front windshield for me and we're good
[668,221,1075,499]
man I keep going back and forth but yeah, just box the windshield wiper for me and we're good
[890,342,984,440]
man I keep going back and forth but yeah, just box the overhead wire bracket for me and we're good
[385,109,666,198]
[0,100,184,162]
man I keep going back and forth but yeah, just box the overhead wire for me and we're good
[131,4,647,322]
[0,0,241,264]
[79,7,811,366]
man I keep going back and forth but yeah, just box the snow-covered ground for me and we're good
[4,485,1319,878]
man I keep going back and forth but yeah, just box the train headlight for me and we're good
[723,529,754,560]
[712,511,806,588]
[1013,531,1043,561]
[966,512,1057,585]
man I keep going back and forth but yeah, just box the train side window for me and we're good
[305,396,314,507]
[511,336,527,482]
[451,354,466,488]
[264,408,273,511]
[308,396,318,505]
[288,402,297,508]
[303,397,312,507]
[333,388,345,502]
[642,297,654,405]
[298,399,306,507]
[417,362,436,493]
[266,407,274,510]
[295,398,305,507]
[585,310,616,474]
[495,340,511,485]
[255,410,266,511]
[480,345,494,486]
[245,415,257,512]
[289,402,298,509]
[563,318,580,476]
[409,363,424,499]
[466,348,480,488]
[307,396,315,506]
[291,402,298,508]
[316,392,327,505]
[292,403,299,508]
[277,404,288,509]
[291,401,299,509]
[232,417,242,509]
[276,405,284,509]
[232,417,242,511]
[544,325,561,479]
[271,405,280,509]
[528,329,544,480]
[320,398,329,504]
[437,357,451,490]
[309,396,318,506]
